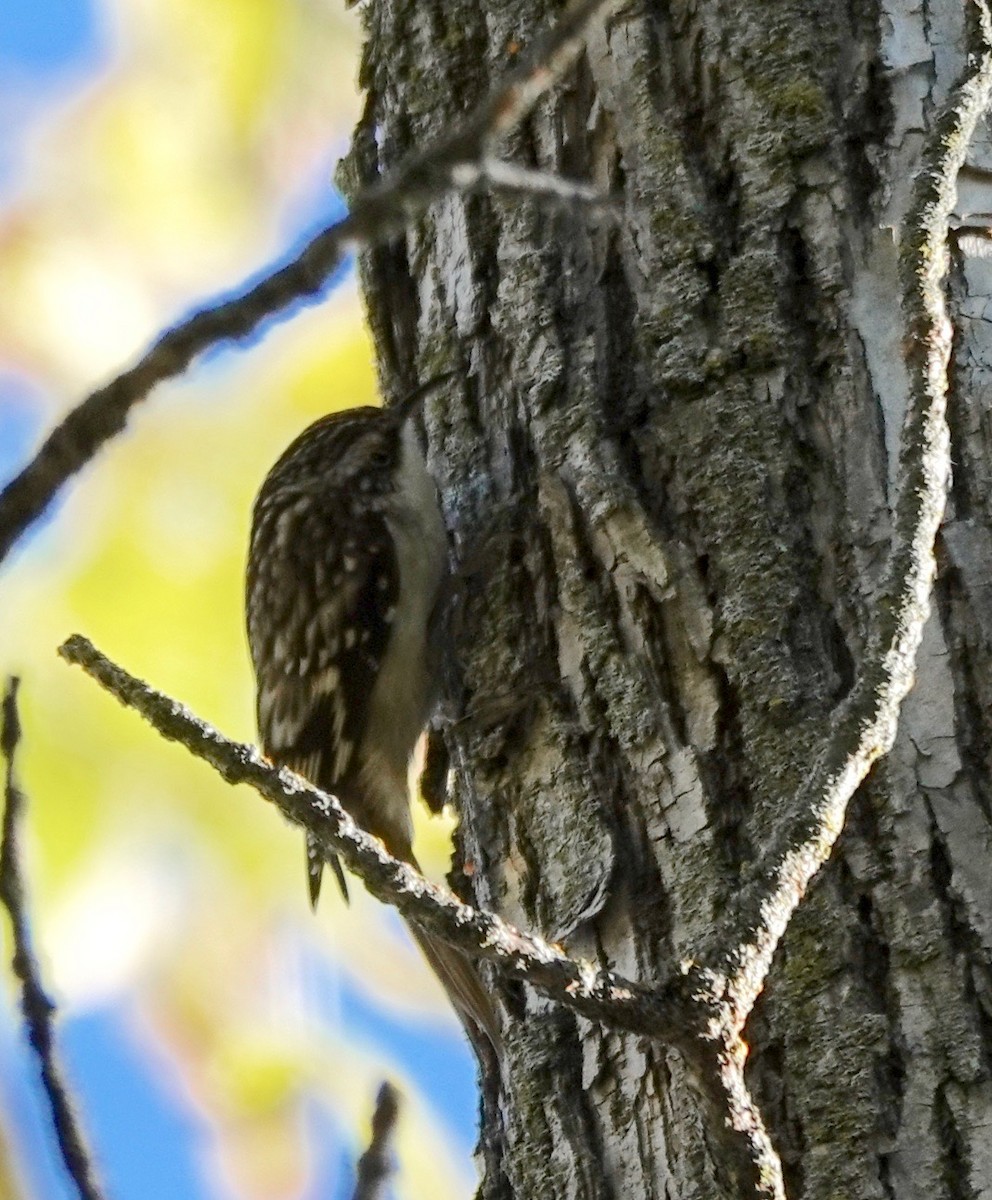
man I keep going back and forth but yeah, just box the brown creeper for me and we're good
[245,402,498,1050]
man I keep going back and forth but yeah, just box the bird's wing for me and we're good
[248,507,399,905]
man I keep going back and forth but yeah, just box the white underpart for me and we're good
[359,420,448,847]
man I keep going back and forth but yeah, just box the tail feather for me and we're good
[306,832,349,909]
[306,827,499,1053]
[410,925,501,1054]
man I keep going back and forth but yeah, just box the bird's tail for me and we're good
[305,831,349,907]
[306,806,500,1054]
[409,923,502,1055]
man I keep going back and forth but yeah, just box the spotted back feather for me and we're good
[246,409,403,901]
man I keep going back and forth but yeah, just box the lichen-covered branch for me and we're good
[702,0,992,1052]
[0,680,105,1200]
[641,9,992,1196]
[59,631,796,1195]
[58,633,686,1040]
[0,0,621,569]
[59,633,790,1193]
[454,160,620,215]
[351,1082,400,1200]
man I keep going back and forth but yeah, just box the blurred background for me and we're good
[0,0,479,1196]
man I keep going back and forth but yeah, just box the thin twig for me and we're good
[0,0,624,568]
[50,640,785,1198]
[58,633,688,1041]
[351,1082,400,1200]
[55,638,786,1196]
[455,159,620,216]
[0,680,105,1200]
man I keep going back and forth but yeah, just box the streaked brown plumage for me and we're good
[246,404,499,1051]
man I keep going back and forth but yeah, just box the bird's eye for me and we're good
[370,446,391,468]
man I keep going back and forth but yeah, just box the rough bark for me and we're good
[344,2,992,1197]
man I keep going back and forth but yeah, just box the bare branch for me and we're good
[57,636,789,1194]
[55,635,792,1195]
[706,0,992,1021]
[351,1082,400,1200]
[454,159,620,216]
[0,0,624,568]
[58,633,687,1041]
[0,680,105,1200]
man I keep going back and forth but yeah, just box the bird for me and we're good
[245,398,499,1051]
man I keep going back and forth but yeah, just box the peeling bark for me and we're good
[345,1,992,1196]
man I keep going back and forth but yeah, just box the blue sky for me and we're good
[0,0,105,195]
[0,0,101,73]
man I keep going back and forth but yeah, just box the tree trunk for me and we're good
[342,2,992,1197]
